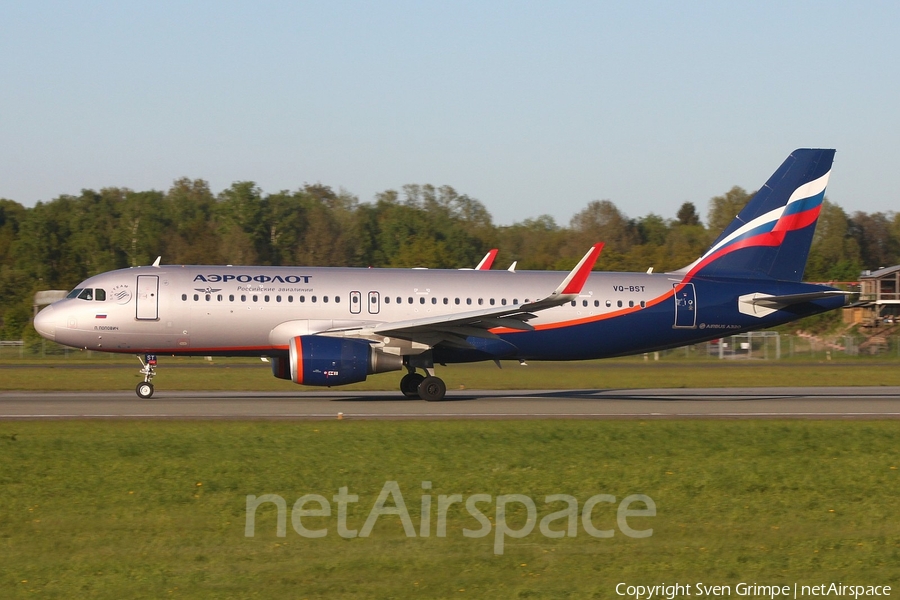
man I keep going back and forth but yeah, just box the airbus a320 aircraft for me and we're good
[33,149,846,401]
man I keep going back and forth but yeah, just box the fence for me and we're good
[647,332,900,360]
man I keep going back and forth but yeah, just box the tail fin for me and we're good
[679,148,835,282]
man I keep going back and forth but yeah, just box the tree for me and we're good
[849,211,898,270]
[676,202,700,226]
[217,182,266,264]
[568,200,638,254]
[707,186,753,233]
[164,178,221,264]
[805,200,862,281]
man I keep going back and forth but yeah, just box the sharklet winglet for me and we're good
[556,243,604,297]
[476,249,499,271]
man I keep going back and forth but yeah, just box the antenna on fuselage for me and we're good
[152,256,161,267]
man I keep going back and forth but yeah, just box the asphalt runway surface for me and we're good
[2,387,900,420]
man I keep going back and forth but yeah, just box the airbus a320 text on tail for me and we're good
[33,149,846,400]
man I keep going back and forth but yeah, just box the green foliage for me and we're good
[707,186,754,233]
[1,178,895,338]
[676,201,701,226]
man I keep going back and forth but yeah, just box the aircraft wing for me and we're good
[325,243,604,349]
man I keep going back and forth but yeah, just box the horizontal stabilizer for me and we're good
[738,290,847,317]
[750,290,848,308]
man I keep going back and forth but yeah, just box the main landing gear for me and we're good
[136,354,157,399]
[399,357,447,401]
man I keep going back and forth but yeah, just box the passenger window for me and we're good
[617,300,623,307]
[419,297,425,304]
[253,295,258,302]
[323,296,328,303]
[629,300,634,307]
[312,296,317,303]
[455,298,460,305]
[431,297,437,304]
[182,294,187,301]
[640,300,646,308]
[443,298,449,305]
[78,289,94,301]
[501,298,507,305]
[478,298,483,305]
[408,297,413,304]
[67,288,83,299]
[229,295,235,302]
[606,300,611,307]
[205,294,211,301]
[466,298,472,305]
[194,294,199,301]
[288,296,293,302]
[570,301,576,307]
[95,289,106,301]
[334,296,340,303]
[241,295,247,302]
[594,300,599,307]
[583,300,588,307]
[300,296,305,302]
[217,294,223,301]
[264,295,270,302]
[396,297,401,304]
[385,296,390,304]
[276,295,281,302]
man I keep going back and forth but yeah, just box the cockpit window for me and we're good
[77,288,94,301]
[95,289,106,301]
[66,288,83,299]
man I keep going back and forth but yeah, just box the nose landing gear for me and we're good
[136,354,157,398]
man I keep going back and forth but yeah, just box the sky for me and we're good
[1,1,898,226]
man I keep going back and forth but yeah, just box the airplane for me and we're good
[33,149,846,401]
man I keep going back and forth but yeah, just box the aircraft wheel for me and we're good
[136,382,154,399]
[418,376,447,402]
[400,373,424,398]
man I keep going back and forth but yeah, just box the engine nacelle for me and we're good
[287,336,402,386]
[271,355,291,380]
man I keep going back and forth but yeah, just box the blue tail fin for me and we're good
[680,148,835,282]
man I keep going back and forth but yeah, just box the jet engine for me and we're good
[277,335,402,386]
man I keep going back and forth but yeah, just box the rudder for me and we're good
[680,148,835,282]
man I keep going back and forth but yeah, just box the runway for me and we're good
[2,387,900,420]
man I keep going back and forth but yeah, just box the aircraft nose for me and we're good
[33,306,56,341]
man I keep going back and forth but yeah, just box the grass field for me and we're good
[1,420,898,598]
[3,356,900,392]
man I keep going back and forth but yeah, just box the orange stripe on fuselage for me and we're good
[489,288,677,334]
